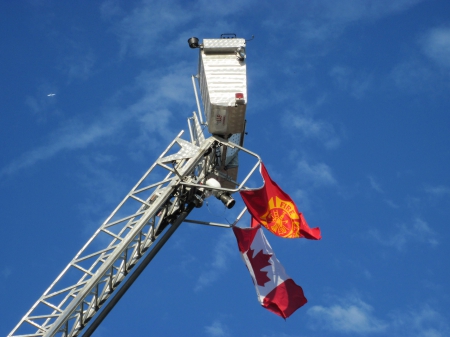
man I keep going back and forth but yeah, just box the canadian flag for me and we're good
[233,225,307,319]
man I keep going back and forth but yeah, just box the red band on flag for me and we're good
[233,223,259,253]
[263,279,307,319]
[233,226,307,319]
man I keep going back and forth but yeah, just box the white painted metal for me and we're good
[191,75,204,124]
[198,38,247,136]
[203,38,246,53]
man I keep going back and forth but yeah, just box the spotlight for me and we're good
[188,37,200,49]
[193,189,204,208]
[205,178,235,209]
[215,191,235,209]
[236,46,246,61]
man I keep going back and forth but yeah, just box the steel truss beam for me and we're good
[9,113,261,337]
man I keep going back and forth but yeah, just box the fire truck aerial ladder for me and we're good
[9,35,261,337]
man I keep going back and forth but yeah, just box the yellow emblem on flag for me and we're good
[260,196,301,238]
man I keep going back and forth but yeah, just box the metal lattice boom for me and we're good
[9,112,261,337]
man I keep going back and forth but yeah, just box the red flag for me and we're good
[240,163,321,239]
[233,225,307,318]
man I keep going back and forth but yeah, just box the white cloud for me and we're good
[64,50,96,82]
[76,154,129,213]
[369,217,438,250]
[266,0,425,45]
[195,232,235,291]
[309,296,450,336]
[100,0,123,20]
[384,199,400,209]
[424,184,450,197]
[117,1,187,57]
[390,305,450,337]
[204,320,230,337]
[392,26,450,94]
[368,175,383,193]
[292,188,311,212]
[421,27,450,68]
[296,159,337,187]
[25,95,59,121]
[194,0,256,16]
[54,31,98,83]
[329,65,373,99]
[390,59,437,93]
[308,296,388,333]
[289,114,341,150]
[108,0,255,59]
[0,117,120,177]
[1,64,190,177]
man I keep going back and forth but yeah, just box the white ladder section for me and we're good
[9,112,261,337]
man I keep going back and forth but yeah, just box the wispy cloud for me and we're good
[265,0,425,46]
[64,49,96,82]
[421,27,450,68]
[391,26,450,94]
[368,175,402,208]
[54,30,98,83]
[330,65,373,99]
[76,154,129,213]
[100,0,124,20]
[195,232,235,291]
[316,0,425,22]
[308,295,388,333]
[424,184,450,197]
[1,64,190,177]
[389,56,442,94]
[368,175,383,193]
[292,188,311,213]
[111,0,256,59]
[369,217,438,251]
[384,199,400,209]
[116,0,192,58]
[390,305,450,337]
[309,295,449,336]
[0,116,121,177]
[296,159,337,187]
[204,320,230,337]
[288,113,341,150]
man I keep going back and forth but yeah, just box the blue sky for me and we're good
[1,1,450,336]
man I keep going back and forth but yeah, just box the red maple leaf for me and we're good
[246,248,272,286]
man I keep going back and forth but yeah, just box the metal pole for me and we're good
[191,75,204,124]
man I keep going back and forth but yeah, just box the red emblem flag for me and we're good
[240,163,321,240]
[233,225,307,318]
